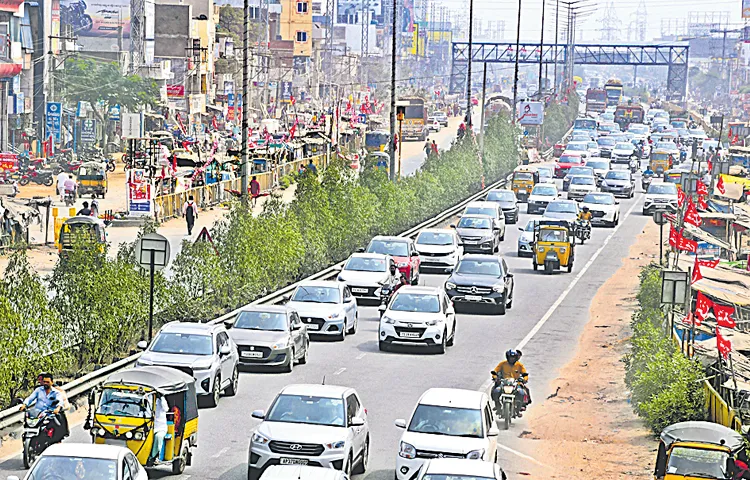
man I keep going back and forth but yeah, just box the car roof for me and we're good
[459,214,494,220]
[424,458,497,476]
[237,305,290,314]
[40,443,125,460]
[533,183,557,190]
[418,228,455,235]
[260,465,347,480]
[460,254,500,262]
[370,235,411,243]
[465,201,498,208]
[280,384,354,398]
[296,280,343,289]
[349,252,390,260]
[396,286,442,295]
[551,199,577,205]
[418,388,485,409]
[161,322,218,335]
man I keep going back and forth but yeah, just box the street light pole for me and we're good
[537,0,546,96]
[241,0,250,205]
[465,0,474,127]
[511,0,522,123]
[389,0,397,181]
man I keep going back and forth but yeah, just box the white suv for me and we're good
[136,322,239,407]
[394,388,499,480]
[248,384,370,480]
[643,182,679,215]
[378,286,456,354]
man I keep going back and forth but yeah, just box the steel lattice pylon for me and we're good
[130,0,145,73]
[361,0,369,57]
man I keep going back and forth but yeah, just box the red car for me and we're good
[364,235,420,285]
[555,153,585,178]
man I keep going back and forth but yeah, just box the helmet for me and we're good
[505,349,520,364]
[582,206,590,212]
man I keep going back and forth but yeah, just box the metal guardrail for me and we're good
[0,172,510,435]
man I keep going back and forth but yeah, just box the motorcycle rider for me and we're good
[578,206,593,223]
[492,350,530,416]
[19,373,68,444]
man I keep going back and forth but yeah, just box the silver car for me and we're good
[136,322,240,407]
[286,281,358,341]
[337,253,398,305]
[227,305,310,373]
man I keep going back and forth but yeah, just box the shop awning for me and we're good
[0,63,22,78]
[682,222,735,252]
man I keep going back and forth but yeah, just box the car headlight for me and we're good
[328,312,343,320]
[397,262,409,267]
[481,235,494,242]
[382,316,395,325]
[560,247,566,253]
[538,246,545,252]
[252,432,270,445]
[272,341,288,350]
[193,363,212,371]
[399,441,417,459]
[426,318,442,326]
[445,281,456,290]
[466,449,485,460]
[325,440,346,449]
[492,285,505,293]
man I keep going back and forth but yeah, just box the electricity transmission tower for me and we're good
[599,2,620,42]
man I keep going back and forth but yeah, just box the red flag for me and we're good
[211,116,218,130]
[716,327,732,359]
[717,175,726,194]
[683,199,702,227]
[698,195,708,210]
[692,264,703,284]
[696,292,714,320]
[678,234,698,253]
[707,159,713,174]
[696,257,719,269]
[714,304,736,328]
[289,123,297,141]
[669,225,679,248]
[696,180,708,196]
[677,189,686,209]
[290,95,296,106]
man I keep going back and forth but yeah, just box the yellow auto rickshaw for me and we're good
[650,149,673,175]
[86,366,199,475]
[511,168,539,202]
[654,421,745,480]
[77,161,108,199]
[532,220,574,274]
[57,216,107,254]
[367,151,390,175]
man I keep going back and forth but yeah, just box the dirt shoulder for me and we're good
[524,221,661,478]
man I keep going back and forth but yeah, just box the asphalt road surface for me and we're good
[0,175,652,480]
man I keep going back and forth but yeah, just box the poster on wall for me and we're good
[127,169,153,216]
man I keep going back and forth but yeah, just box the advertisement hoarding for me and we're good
[517,101,544,126]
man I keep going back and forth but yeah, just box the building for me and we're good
[279,0,312,57]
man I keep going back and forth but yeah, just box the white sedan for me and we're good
[580,192,620,227]
[10,443,148,480]
[567,175,598,201]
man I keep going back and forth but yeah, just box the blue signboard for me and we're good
[81,119,97,143]
[109,104,121,121]
[45,102,62,143]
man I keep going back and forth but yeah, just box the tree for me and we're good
[56,58,160,146]
[0,251,68,408]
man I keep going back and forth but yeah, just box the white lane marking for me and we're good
[334,367,346,375]
[356,353,366,360]
[496,443,548,467]
[212,447,230,458]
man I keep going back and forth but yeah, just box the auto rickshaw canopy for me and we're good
[660,421,745,453]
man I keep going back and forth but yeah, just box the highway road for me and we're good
[0,173,652,479]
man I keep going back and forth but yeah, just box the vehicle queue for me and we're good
[11,101,730,480]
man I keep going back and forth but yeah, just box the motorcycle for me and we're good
[491,373,522,430]
[105,157,116,172]
[22,409,63,468]
[642,173,653,192]
[629,157,639,173]
[64,190,76,206]
[574,220,591,245]
[18,168,54,187]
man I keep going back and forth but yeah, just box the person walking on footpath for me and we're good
[250,176,261,207]
[183,196,198,235]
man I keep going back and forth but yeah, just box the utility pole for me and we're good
[241,0,250,204]
[537,0,546,96]
[553,0,559,93]
[464,0,474,127]
[389,0,397,181]
[511,0,522,123]
[479,62,488,172]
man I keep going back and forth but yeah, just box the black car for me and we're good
[444,254,514,315]
[485,189,519,224]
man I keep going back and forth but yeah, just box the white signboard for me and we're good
[517,101,544,126]
[122,112,144,138]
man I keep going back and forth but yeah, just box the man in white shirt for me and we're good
[149,395,169,465]
[56,171,68,202]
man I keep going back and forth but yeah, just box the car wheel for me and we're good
[205,376,221,408]
[533,261,538,271]
[337,324,347,342]
[354,438,370,474]
[499,229,505,241]
[299,341,309,364]
[497,292,507,315]
[435,329,447,354]
[348,313,358,334]
[344,453,353,477]
[225,367,239,396]
[447,322,456,346]
[248,466,259,480]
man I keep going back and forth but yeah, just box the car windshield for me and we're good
[389,293,441,313]
[586,161,608,170]
[96,388,152,418]
[30,456,117,480]
[597,137,616,146]
[540,229,567,242]
[601,124,619,132]
[587,142,598,149]
[566,143,587,151]
[464,206,496,218]
[666,447,728,479]
[656,142,674,149]
[560,155,582,164]
[455,259,503,276]
[408,404,483,438]
[574,119,597,129]
[571,176,595,185]
[532,185,556,196]
[524,219,538,232]
[291,286,340,304]
[614,143,632,150]
[367,240,409,257]
[457,216,491,229]
[235,311,287,331]
[583,193,614,205]
[537,168,553,178]
[417,232,454,246]
[606,171,629,180]
[151,332,213,356]
[546,202,577,213]
[266,394,346,427]
[568,167,592,176]
[487,190,516,202]
[648,183,677,195]
[345,256,386,272]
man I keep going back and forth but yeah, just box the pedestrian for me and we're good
[183,196,198,235]
[90,199,100,218]
[77,201,91,216]
[250,176,261,207]
[431,140,439,156]
[307,159,318,175]
[424,139,432,157]
[56,170,67,202]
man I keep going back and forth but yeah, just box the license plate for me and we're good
[280,458,309,465]
[241,351,263,358]
[465,295,483,302]
[399,331,421,338]
[306,324,320,330]
[351,288,368,293]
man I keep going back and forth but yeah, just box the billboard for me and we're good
[60,0,131,38]
[336,0,381,22]
[517,101,544,125]
[744,0,750,19]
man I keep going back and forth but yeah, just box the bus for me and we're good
[397,97,427,141]
[604,79,623,107]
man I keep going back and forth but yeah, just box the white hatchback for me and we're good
[394,388,499,480]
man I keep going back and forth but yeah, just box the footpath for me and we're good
[523,220,661,478]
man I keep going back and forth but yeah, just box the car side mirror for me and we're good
[411,251,418,257]
[449,224,456,229]
[356,247,365,253]
[220,345,231,356]
[137,340,148,350]
[223,319,233,329]
[518,227,524,231]
[350,417,366,427]
[488,426,500,437]
[506,272,514,278]
[557,193,562,196]
[282,295,291,304]
[251,410,265,420]
[394,419,407,429]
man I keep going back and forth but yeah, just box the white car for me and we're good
[260,465,350,480]
[611,142,635,163]
[378,286,456,353]
[337,253,398,305]
[248,384,370,479]
[527,183,559,215]
[562,141,592,159]
[654,140,679,157]
[415,228,462,273]
[643,182,678,215]
[286,281,359,341]
[417,458,508,480]
[462,201,506,241]
[580,192,620,227]
[586,141,601,157]
[567,175,598,201]
[585,158,610,185]
[9,443,147,480]
[395,388,499,480]
[426,120,441,132]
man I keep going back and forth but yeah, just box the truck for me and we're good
[604,79,624,107]
[614,103,644,130]
[396,97,427,141]
[585,88,607,114]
